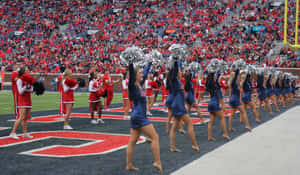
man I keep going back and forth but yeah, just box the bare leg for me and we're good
[219,98,228,116]
[264,98,273,116]
[124,99,130,116]
[181,114,199,152]
[192,102,204,123]
[90,102,95,120]
[11,108,25,134]
[64,103,73,126]
[257,100,263,116]
[215,110,230,140]
[170,117,181,152]
[248,101,260,122]
[271,95,280,112]
[208,113,216,141]
[238,105,251,131]
[229,108,237,131]
[126,128,141,171]
[166,107,172,133]
[141,124,162,174]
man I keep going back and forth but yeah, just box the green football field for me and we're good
[0,90,162,115]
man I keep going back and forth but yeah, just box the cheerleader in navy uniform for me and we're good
[274,73,285,108]
[169,61,199,152]
[88,72,104,124]
[184,72,204,124]
[165,68,185,134]
[126,60,162,173]
[10,66,34,139]
[265,74,280,112]
[290,77,298,104]
[257,73,273,116]
[206,72,230,141]
[61,69,78,129]
[228,70,251,131]
[241,71,260,123]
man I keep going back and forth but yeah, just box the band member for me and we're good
[126,60,162,173]
[10,66,34,139]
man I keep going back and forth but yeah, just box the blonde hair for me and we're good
[240,72,246,87]
[63,69,72,79]
[228,71,235,88]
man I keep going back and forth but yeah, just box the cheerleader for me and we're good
[61,69,78,129]
[11,62,22,120]
[122,71,130,119]
[257,73,273,116]
[290,78,297,104]
[197,74,206,104]
[228,70,251,131]
[88,72,104,124]
[126,61,162,173]
[161,74,169,110]
[57,66,66,116]
[169,61,199,152]
[10,66,34,139]
[165,69,185,134]
[152,72,161,106]
[274,74,285,108]
[241,72,260,123]
[266,74,280,112]
[145,74,154,115]
[206,72,230,141]
[184,72,204,124]
[103,70,119,110]
[219,75,229,102]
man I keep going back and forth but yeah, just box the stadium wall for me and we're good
[2,73,122,91]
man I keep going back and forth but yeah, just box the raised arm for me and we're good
[128,63,135,100]
[172,61,178,81]
[231,69,239,87]
[140,62,152,86]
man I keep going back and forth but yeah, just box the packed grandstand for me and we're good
[0,0,299,74]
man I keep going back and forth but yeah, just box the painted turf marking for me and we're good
[0,131,146,158]
[0,127,11,131]
[7,113,209,124]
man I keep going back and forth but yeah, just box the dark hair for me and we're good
[205,73,217,93]
[18,66,26,78]
[184,72,191,91]
[89,72,95,82]
[166,68,173,91]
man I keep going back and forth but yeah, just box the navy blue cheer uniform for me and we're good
[266,75,273,97]
[229,70,242,107]
[165,85,174,108]
[282,78,290,95]
[185,73,196,105]
[257,74,266,100]
[206,74,222,113]
[274,78,281,96]
[128,62,152,129]
[242,73,252,103]
[171,61,187,117]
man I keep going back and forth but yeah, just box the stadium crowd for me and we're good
[0,0,299,74]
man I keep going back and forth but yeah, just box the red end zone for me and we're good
[0,131,145,157]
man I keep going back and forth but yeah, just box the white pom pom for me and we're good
[230,61,239,71]
[245,65,256,74]
[237,59,246,70]
[188,61,202,73]
[146,49,163,67]
[120,45,144,65]
[168,44,187,60]
[219,60,228,73]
